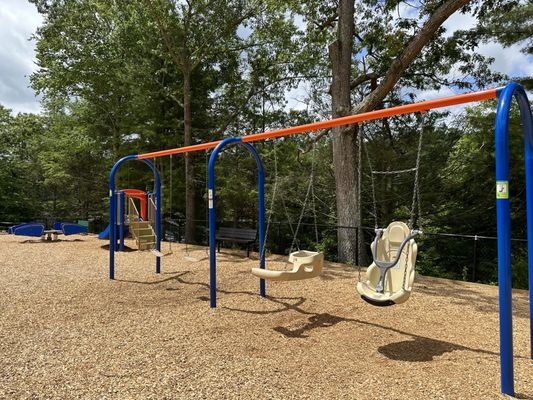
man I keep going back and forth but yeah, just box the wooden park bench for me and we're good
[215,227,257,257]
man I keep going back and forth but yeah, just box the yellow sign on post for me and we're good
[496,181,509,199]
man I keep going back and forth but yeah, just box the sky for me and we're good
[0,0,43,114]
[0,1,531,115]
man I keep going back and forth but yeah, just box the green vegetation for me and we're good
[1,0,531,288]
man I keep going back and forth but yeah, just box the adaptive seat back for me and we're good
[366,221,418,293]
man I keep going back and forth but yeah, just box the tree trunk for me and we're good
[183,68,196,243]
[330,0,359,264]
[329,0,470,264]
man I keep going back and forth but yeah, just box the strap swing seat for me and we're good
[356,221,419,306]
[251,250,324,281]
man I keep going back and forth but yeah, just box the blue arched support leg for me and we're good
[109,155,161,280]
[208,137,266,308]
[495,82,533,396]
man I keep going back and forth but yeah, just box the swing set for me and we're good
[108,82,532,397]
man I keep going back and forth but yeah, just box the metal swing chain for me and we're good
[354,123,380,284]
[204,150,210,257]
[357,126,363,282]
[261,141,280,260]
[357,122,363,268]
[371,167,418,175]
[169,154,173,252]
[408,111,425,231]
[289,141,318,254]
[183,153,191,257]
[400,239,412,290]
[153,157,157,224]
[402,111,426,290]
[184,150,210,261]
[310,145,319,245]
[281,194,297,247]
[360,123,379,230]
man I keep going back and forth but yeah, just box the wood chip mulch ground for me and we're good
[0,234,531,399]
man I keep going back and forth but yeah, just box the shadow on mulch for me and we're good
[219,289,518,364]
[271,312,508,363]
[182,256,209,263]
[274,313,348,338]
[111,270,528,365]
[20,238,85,244]
[100,244,136,252]
[377,336,493,362]
[169,274,303,310]
[216,253,256,263]
[416,279,529,319]
[116,271,190,285]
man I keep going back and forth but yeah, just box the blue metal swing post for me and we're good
[495,82,533,397]
[208,137,266,308]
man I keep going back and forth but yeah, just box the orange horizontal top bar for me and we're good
[137,88,498,159]
[139,140,224,159]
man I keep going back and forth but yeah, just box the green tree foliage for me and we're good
[28,0,311,239]
[466,0,532,55]
[1,0,529,288]
[417,103,528,287]
[275,0,513,263]
[0,101,109,222]
[459,0,533,88]
[0,106,45,221]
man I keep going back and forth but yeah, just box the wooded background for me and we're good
[1,0,531,287]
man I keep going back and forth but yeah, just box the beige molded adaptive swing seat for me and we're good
[356,221,418,306]
[251,250,324,281]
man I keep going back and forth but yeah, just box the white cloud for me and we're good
[443,9,532,78]
[442,10,477,35]
[478,42,533,78]
[408,86,470,120]
[236,24,251,40]
[0,0,42,115]
[286,81,309,112]
[396,2,420,20]
[404,8,532,118]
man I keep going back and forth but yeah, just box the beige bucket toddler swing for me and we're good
[356,221,420,306]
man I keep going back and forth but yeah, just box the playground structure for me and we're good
[108,82,532,396]
[108,158,161,279]
[99,188,159,253]
[8,222,88,241]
